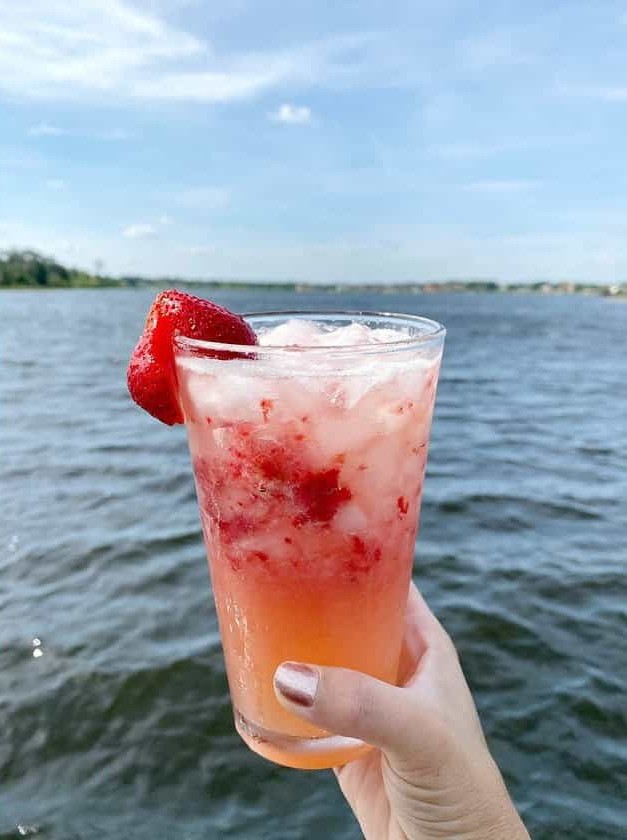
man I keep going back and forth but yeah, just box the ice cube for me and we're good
[310,411,378,464]
[259,319,321,347]
[259,320,411,349]
[316,323,372,346]
[342,368,380,409]
[369,327,410,344]
[333,502,368,533]
[192,369,280,424]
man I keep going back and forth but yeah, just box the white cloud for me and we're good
[462,180,538,193]
[0,2,380,104]
[45,178,66,190]
[0,0,202,100]
[159,214,173,225]
[122,222,157,239]
[128,34,377,103]
[268,103,312,124]
[29,121,65,136]
[132,68,275,103]
[29,122,132,140]
[175,186,229,209]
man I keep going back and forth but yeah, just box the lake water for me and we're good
[1,289,626,839]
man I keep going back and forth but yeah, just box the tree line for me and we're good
[0,250,124,288]
[1,248,624,296]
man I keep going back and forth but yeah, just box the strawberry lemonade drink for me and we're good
[173,311,445,769]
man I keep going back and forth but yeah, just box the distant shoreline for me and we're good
[1,250,625,297]
[2,279,625,298]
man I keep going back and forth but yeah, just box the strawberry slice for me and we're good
[127,289,257,425]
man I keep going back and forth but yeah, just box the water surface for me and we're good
[1,289,626,838]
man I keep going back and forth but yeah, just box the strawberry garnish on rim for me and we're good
[126,289,257,425]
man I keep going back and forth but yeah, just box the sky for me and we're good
[2,0,627,284]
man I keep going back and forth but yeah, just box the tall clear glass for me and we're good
[174,312,445,769]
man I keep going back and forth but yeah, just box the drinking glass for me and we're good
[174,311,445,769]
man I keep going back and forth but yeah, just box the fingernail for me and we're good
[274,662,319,707]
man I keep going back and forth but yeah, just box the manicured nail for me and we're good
[274,662,319,707]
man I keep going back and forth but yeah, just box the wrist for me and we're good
[469,757,530,840]
[424,748,529,840]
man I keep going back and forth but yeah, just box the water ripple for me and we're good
[2,289,626,839]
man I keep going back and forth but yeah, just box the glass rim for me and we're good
[174,310,446,357]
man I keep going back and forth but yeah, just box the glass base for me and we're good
[234,709,372,770]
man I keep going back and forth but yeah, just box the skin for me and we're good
[274,583,530,840]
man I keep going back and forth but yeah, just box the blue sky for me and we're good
[2,0,627,283]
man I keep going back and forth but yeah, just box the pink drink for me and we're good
[175,312,445,769]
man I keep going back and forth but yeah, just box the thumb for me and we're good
[273,662,416,759]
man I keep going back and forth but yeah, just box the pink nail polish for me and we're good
[274,662,318,707]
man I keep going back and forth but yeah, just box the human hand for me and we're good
[273,582,530,840]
